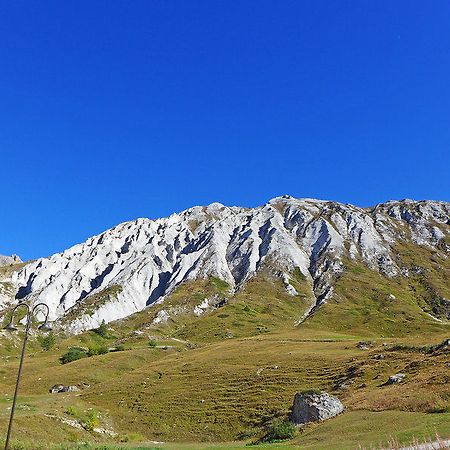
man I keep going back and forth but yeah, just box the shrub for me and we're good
[87,345,109,357]
[37,332,56,351]
[83,410,100,432]
[427,405,450,413]
[60,347,88,364]
[111,344,125,352]
[148,339,158,348]
[93,320,108,338]
[65,405,81,417]
[264,420,297,442]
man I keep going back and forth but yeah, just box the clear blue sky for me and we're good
[1,1,449,260]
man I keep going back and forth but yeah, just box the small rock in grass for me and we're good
[49,384,80,393]
[385,373,406,385]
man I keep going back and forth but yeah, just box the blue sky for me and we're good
[1,1,449,260]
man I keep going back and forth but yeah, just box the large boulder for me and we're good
[290,391,344,425]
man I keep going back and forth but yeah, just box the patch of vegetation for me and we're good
[37,331,56,351]
[209,276,230,294]
[261,420,297,443]
[87,345,109,357]
[292,267,306,282]
[427,405,450,414]
[64,405,100,432]
[94,320,108,338]
[188,219,201,234]
[270,201,287,216]
[111,344,126,352]
[299,388,322,396]
[302,257,449,338]
[60,347,89,364]
[62,285,123,323]
[83,409,100,432]
[0,262,27,278]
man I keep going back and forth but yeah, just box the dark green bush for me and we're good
[93,320,108,337]
[264,420,297,442]
[87,345,109,357]
[111,344,125,352]
[37,332,56,351]
[60,347,88,364]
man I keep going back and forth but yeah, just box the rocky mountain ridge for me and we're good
[2,196,449,333]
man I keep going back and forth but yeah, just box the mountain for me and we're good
[4,196,450,333]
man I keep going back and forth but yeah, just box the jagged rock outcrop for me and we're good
[0,254,21,266]
[4,196,449,333]
[0,254,22,306]
[290,391,344,424]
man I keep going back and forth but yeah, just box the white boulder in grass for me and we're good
[290,391,344,425]
[386,373,406,385]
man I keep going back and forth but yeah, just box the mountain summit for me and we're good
[4,197,450,333]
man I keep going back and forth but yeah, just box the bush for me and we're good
[37,332,56,351]
[83,410,100,432]
[111,344,125,352]
[87,345,109,357]
[93,320,108,338]
[148,339,158,348]
[427,405,450,413]
[264,420,297,442]
[60,347,88,364]
[65,405,80,417]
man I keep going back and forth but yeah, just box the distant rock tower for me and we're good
[0,254,21,266]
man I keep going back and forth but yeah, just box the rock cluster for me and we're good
[49,384,79,394]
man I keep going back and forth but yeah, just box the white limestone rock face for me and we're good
[8,197,450,333]
[0,255,22,307]
[290,391,344,425]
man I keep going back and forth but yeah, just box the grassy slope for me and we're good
[0,242,449,449]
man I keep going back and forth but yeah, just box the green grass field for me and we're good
[0,246,449,449]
